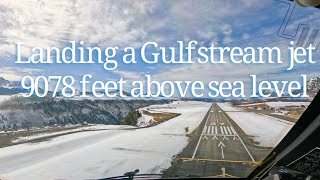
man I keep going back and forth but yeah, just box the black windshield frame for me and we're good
[247,90,320,179]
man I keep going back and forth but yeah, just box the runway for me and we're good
[163,103,272,178]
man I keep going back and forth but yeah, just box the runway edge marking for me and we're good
[192,106,212,158]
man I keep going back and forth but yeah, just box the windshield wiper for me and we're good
[98,169,162,180]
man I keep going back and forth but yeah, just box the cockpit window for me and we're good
[0,0,319,179]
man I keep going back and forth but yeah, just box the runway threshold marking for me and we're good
[223,126,229,135]
[180,158,261,165]
[226,126,233,134]
[220,126,224,134]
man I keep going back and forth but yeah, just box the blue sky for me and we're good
[0,0,320,96]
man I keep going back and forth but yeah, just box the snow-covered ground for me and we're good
[217,103,294,147]
[11,125,135,143]
[265,102,310,108]
[0,95,11,103]
[238,103,266,107]
[0,101,211,180]
[238,101,310,108]
[137,101,188,127]
[137,113,154,127]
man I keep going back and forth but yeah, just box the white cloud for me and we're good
[0,0,274,58]
[112,69,144,81]
[0,0,156,57]
[1,0,319,98]
[242,33,250,40]
[0,67,42,81]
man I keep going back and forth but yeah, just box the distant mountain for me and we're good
[96,89,132,97]
[0,77,28,95]
[0,97,172,130]
[0,87,29,95]
[0,77,174,131]
[0,77,20,88]
[0,77,10,87]
[307,77,320,98]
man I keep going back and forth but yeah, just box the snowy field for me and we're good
[0,101,211,180]
[238,101,310,108]
[0,95,11,103]
[137,101,190,127]
[137,113,153,127]
[217,103,294,147]
[265,102,310,108]
[11,125,135,143]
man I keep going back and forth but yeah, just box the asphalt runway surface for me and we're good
[163,103,272,178]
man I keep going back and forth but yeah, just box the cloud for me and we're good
[1,0,320,98]
[112,69,144,81]
[0,67,42,80]
[0,0,156,57]
[242,33,250,40]
[0,0,274,58]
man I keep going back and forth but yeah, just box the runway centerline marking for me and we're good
[218,141,225,159]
